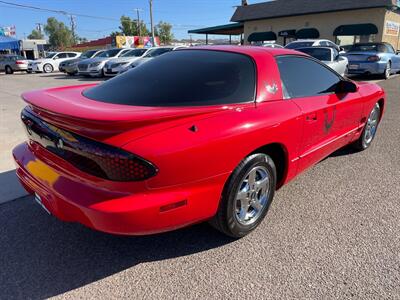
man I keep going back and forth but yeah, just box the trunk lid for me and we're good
[343,51,378,62]
[22,84,230,145]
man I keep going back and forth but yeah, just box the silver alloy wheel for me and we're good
[43,64,53,73]
[364,104,380,144]
[385,63,391,78]
[235,166,270,225]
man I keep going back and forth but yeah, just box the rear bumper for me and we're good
[13,142,225,235]
[347,61,386,75]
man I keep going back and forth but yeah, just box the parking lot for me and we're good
[0,72,400,299]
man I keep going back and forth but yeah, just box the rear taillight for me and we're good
[367,55,380,62]
[15,60,25,65]
[21,109,158,182]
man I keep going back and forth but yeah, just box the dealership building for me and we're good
[190,0,400,49]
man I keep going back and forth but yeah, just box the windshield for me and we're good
[143,48,173,58]
[84,50,256,107]
[348,43,385,52]
[44,52,56,59]
[285,42,314,49]
[81,50,97,59]
[298,48,332,61]
[98,49,121,58]
[122,49,147,57]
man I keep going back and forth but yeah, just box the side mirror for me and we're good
[336,80,358,94]
[396,50,400,55]
[339,47,344,52]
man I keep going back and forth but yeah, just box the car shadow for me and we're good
[0,195,234,299]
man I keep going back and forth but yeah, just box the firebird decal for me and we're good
[266,83,278,94]
[324,106,336,133]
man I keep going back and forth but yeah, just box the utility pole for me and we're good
[149,0,155,46]
[69,15,77,43]
[35,23,43,36]
[133,8,142,38]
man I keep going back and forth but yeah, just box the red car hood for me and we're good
[22,84,231,144]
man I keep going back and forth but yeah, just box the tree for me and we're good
[44,17,74,48]
[156,21,173,45]
[27,29,44,40]
[118,15,149,36]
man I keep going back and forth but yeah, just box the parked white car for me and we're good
[297,47,349,76]
[29,52,81,73]
[119,46,187,74]
[285,39,341,52]
[103,48,148,77]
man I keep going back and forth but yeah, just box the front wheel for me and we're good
[43,63,54,73]
[5,66,13,74]
[353,103,381,151]
[210,153,276,238]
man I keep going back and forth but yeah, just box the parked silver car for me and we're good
[77,48,130,77]
[0,54,29,74]
[103,48,148,77]
[60,49,105,75]
[297,47,349,77]
[120,46,186,74]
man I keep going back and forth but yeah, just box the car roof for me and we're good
[181,45,305,58]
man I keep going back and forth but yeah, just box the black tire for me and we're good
[210,153,277,238]
[26,70,32,74]
[382,61,391,80]
[66,72,76,76]
[43,63,53,73]
[5,66,13,74]
[352,103,381,151]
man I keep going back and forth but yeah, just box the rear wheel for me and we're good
[43,63,53,73]
[383,62,391,79]
[353,103,381,151]
[210,153,276,238]
[5,66,13,74]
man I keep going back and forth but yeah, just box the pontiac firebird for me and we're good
[13,46,385,238]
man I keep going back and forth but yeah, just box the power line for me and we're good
[0,0,118,21]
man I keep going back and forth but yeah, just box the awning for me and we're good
[333,23,378,36]
[188,23,244,35]
[278,30,296,37]
[248,31,277,42]
[0,36,20,51]
[295,28,320,39]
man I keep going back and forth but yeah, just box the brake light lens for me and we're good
[21,108,158,182]
[15,60,25,64]
[367,55,380,62]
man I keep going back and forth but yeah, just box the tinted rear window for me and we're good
[285,42,314,49]
[83,50,256,106]
[297,48,331,61]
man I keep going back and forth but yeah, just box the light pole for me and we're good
[149,0,155,45]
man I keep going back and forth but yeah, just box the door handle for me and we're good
[306,113,317,121]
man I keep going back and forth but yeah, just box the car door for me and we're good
[0,57,4,71]
[276,55,364,174]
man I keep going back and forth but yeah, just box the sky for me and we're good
[0,0,266,41]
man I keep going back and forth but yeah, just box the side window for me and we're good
[56,53,68,59]
[276,56,341,99]
[67,53,77,57]
[320,41,328,46]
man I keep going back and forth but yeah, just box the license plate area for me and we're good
[349,64,359,69]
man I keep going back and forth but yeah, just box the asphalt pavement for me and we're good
[0,72,399,299]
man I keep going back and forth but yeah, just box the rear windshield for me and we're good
[348,43,385,52]
[298,48,331,61]
[143,48,173,58]
[285,42,314,49]
[83,50,256,106]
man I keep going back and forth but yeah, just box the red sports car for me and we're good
[13,46,385,238]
